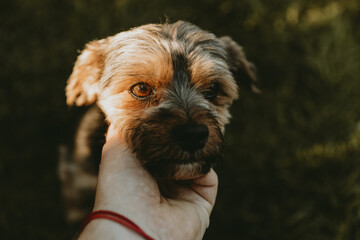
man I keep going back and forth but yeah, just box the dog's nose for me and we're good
[172,122,209,152]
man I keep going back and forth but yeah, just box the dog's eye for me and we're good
[130,83,153,99]
[203,83,219,101]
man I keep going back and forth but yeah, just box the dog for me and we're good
[59,20,257,223]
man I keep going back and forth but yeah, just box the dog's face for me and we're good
[66,21,257,179]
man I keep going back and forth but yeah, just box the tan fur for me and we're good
[61,21,257,224]
[66,40,108,106]
[65,20,257,179]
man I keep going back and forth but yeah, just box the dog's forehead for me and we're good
[103,22,232,91]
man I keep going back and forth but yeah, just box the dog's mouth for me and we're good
[129,112,223,179]
[144,160,214,180]
[169,162,211,180]
[129,128,223,179]
[130,134,223,179]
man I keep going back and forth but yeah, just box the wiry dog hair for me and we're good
[66,21,255,178]
[61,20,257,222]
[66,20,256,179]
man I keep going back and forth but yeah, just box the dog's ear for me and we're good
[220,36,260,93]
[66,40,107,106]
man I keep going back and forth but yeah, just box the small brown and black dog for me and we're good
[59,21,257,223]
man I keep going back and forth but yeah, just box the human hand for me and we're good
[79,126,218,240]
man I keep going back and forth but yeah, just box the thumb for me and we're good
[190,169,218,214]
[189,169,218,235]
[160,169,218,215]
[101,125,140,171]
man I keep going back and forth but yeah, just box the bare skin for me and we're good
[79,126,218,240]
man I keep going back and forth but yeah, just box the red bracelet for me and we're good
[82,210,155,240]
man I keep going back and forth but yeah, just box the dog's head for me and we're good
[66,21,257,179]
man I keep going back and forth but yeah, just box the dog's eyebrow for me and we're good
[171,51,191,86]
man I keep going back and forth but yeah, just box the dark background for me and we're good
[1,0,360,239]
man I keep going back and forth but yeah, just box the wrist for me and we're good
[79,218,144,240]
[81,210,157,240]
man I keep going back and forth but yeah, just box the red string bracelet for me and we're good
[82,210,155,240]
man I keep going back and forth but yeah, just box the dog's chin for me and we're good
[171,162,211,180]
[144,160,212,180]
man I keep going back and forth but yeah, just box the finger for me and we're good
[159,180,194,200]
[190,169,218,207]
[102,125,141,171]
[105,124,120,141]
[101,125,157,191]
[159,169,218,214]
[95,125,160,210]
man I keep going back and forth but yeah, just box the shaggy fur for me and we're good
[60,21,257,222]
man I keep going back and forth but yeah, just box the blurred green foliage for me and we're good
[1,0,359,239]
